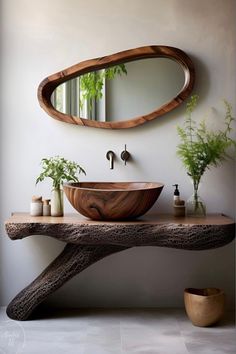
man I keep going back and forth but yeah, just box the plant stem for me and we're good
[193,181,205,215]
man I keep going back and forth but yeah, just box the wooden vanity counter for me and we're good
[4,213,235,321]
[5,213,235,249]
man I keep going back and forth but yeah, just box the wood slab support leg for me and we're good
[7,243,128,321]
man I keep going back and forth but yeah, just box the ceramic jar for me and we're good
[30,196,43,216]
[43,199,51,216]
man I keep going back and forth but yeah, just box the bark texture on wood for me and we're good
[7,244,128,321]
[5,213,235,320]
[6,220,235,250]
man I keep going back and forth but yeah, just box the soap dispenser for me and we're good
[173,184,180,203]
[172,184,185,217]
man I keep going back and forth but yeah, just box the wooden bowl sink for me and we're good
[63,182,164,220]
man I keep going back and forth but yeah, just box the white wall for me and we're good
[106,58,184,120]
[0,0,235,308]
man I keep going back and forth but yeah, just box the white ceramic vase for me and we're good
[51,188,64,217]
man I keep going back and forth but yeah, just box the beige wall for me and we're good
[0,0,235,308]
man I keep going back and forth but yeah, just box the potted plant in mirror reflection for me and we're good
[177,95,235,217]
[79,64,127,115]
[36,156,86,216]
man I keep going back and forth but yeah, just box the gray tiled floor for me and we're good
[0,307,235,354]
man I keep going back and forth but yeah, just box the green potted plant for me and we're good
[36,156,86,216]
[177,95,235,216]
[79,64,127,114]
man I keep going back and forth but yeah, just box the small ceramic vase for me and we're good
[30,196,43,216]
[51,188,64,217]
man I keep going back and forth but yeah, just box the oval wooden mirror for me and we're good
[38,45,195,129]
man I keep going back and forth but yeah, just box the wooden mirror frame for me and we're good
[37,45,195,129]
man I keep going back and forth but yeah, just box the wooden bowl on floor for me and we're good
[184,288,225,327]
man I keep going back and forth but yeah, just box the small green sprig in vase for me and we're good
[177,95,235,217]
[36,156,86,216]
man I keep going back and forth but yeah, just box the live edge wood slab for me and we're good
[5,213,235,321]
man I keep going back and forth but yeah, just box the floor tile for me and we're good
[0,307,235,354]
[121,326,188,354]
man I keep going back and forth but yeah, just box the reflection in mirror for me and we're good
[51,58,185,122]
[51,64,127,121]
[38,45,195,129]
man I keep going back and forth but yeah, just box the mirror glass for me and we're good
[51,58,185,122]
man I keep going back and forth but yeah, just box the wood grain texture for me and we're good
[63,182,164,220]
[6,244,128,321]
[184,288,225,327]
[37,45,195,129]
[6,213,234,225]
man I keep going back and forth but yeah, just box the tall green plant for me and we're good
[177,95,235,194]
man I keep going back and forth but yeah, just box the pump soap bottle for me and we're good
[173,184,180,203]
[173,184,185,217]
